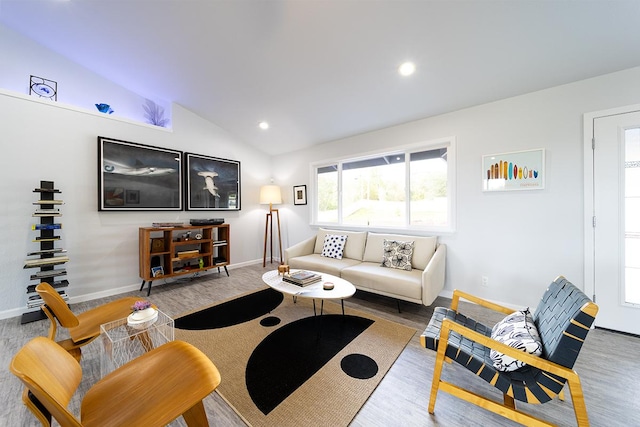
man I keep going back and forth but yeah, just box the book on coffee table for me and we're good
[283,270,322,286]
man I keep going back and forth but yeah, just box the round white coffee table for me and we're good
[262,269,356,315]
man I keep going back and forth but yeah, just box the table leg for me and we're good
[137,330,154,352]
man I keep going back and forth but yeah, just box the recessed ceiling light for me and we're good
[398,62,416,76]
[258,121,269,130]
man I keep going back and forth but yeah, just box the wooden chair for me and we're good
[10,336,221,427]
[36,282,140,361]
[421,276,598,426]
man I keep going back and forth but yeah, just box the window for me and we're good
[313,139,455,231]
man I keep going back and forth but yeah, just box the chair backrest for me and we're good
[532,276,598,369]
[9,337,83,427]
[36,282,79,328]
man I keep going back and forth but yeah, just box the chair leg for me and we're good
[428,330,449,413]
[22,388,52,427]
[182,400,209,426]
[41,305,58,341]
[567,376,590,427]
[137,330,154,352]
[56,338,82,362]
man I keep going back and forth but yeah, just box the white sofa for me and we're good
[284,228,446,306]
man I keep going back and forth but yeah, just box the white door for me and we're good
[590,110,640,335]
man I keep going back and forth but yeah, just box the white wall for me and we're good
[0,26,272,319]
[4,21,640,316]
[0,24,171,127]
[275,66,640,309]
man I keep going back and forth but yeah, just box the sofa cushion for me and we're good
[382,239,414,271]
[288,254,362,277]
[341,262,423,301]
[314,229,367,261]
[364,233,436,270]
[321,234,347,259]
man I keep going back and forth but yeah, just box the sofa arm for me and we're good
[421,243,446,306]
[284,235,317,264]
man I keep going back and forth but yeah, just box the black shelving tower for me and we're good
[22,180,69,324]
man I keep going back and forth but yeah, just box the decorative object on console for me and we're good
[152,222,184,227]
[190,218,225,225]
[98,136,183,211]
[293,184,307,205]
[22,180,69,324]
[184,152,241,211]
[260,184,283,267]
[29,75,57,101]
[151,238,165,252]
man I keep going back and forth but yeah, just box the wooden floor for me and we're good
[2,264,638,426]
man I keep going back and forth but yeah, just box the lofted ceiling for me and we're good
[2,0,640,155]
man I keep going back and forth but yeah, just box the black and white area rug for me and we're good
[175,287,416,427]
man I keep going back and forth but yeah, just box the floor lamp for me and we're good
[260,184,283,267]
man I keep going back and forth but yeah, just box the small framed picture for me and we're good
[151,265,164,277]
[293,185,307,205]
[151,238,165,253]
[30,75,57,101]
[482,148,545,192]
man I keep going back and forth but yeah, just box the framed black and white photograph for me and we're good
[293,185,307,205]
[185,152,241,210]
[98,136,182,211]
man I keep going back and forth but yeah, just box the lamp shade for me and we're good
[260,185,282,205]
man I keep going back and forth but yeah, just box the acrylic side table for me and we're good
[100,309,174,377]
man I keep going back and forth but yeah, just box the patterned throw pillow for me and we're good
[490,309,542,372]
[321,234,347,259]
[381,239,414,271]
